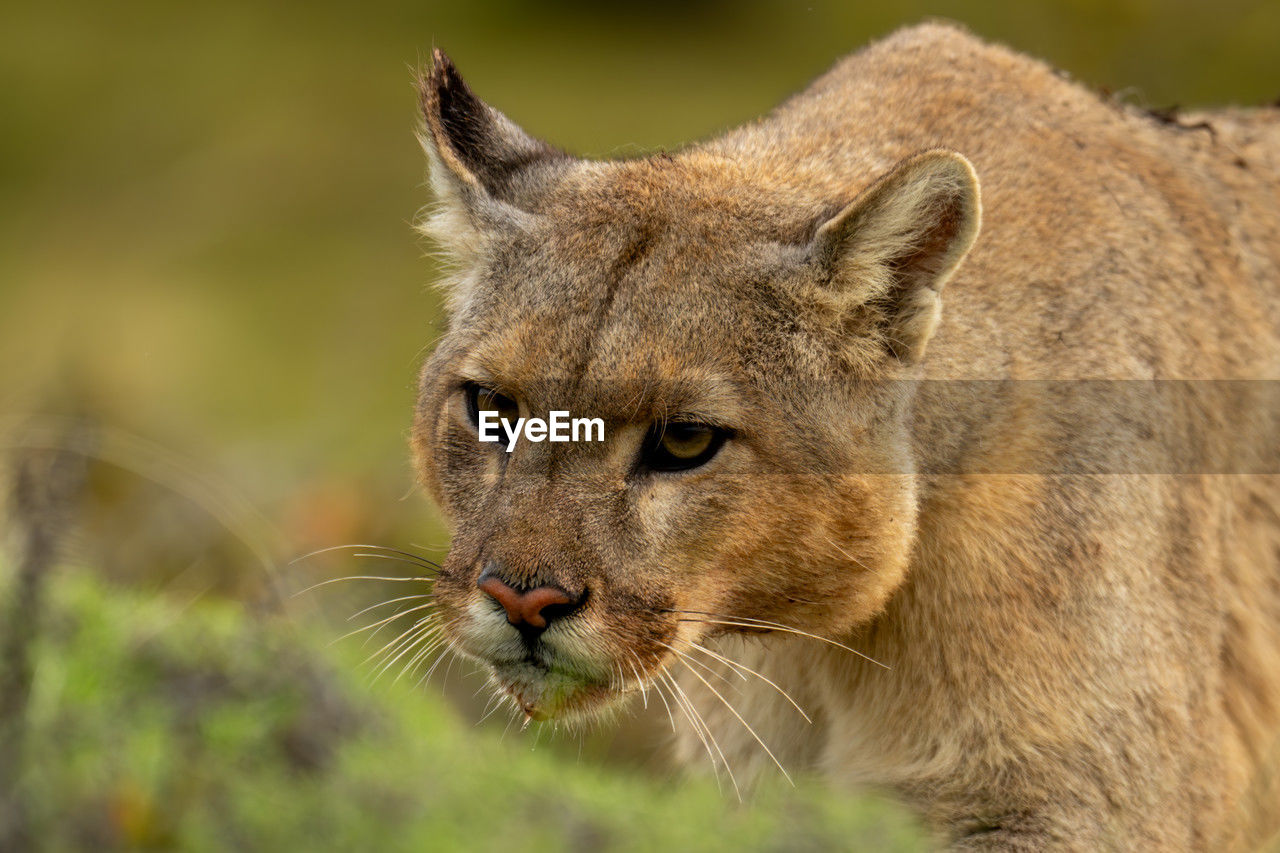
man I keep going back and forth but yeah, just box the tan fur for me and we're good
[410,24,1280,850]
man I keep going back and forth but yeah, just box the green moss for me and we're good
[7,570,926,851]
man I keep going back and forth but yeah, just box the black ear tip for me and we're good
[429,48,465,93]
[420,49,470,118]
[420,48,452,99]
[431,48,454,77]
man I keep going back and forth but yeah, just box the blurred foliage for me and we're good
[3,568,926,851]
[1,0,1278,848]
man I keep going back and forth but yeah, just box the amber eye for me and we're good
[463,382,520,432]
[641,421,729,472]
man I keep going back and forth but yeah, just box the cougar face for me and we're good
[411,51,978,722]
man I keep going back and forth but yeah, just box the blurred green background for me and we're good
[1,0,1277,849]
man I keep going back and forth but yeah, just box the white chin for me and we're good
[489,660,619,722]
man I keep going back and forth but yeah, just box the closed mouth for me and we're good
[489,655,618,721]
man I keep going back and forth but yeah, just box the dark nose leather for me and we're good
[477,568,583,635]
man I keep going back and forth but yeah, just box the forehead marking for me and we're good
[562,227,656,392]
[545,227,655,480]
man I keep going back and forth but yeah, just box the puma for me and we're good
[410,22,1280,849]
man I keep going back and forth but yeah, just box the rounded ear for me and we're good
[810,150,981,363]
[416,50,569,260]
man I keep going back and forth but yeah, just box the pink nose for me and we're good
[477,573,582,632]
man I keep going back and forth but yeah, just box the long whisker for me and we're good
[627,651,650,710]
[351,552,441,572]
[347,593,435,622]
[393,634,448,686]
[501,704,522,740]
[648,668,679,735]
[372,627,433,682]
[331,600,437,646]
[417,622,468,696]
[682,639,812,724]
[476,692,509,727]
[416,643,455,690]
[293,574,435,598]
[443,646,462,686]
[672,612,890,670]
[372,620,442,684]
[416,618,465,691]
[655,640,738,689]
[403,641,443,687]
[395,625,447,685]
[674,656,794,786]
[610,661,624,695]
[661,668,741,801]
[290,543,442,571]
[361,610,438,668]
[360,594,440,648]
[673,671,740,800]
[366,621,432,676]
[657,669,722,788]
